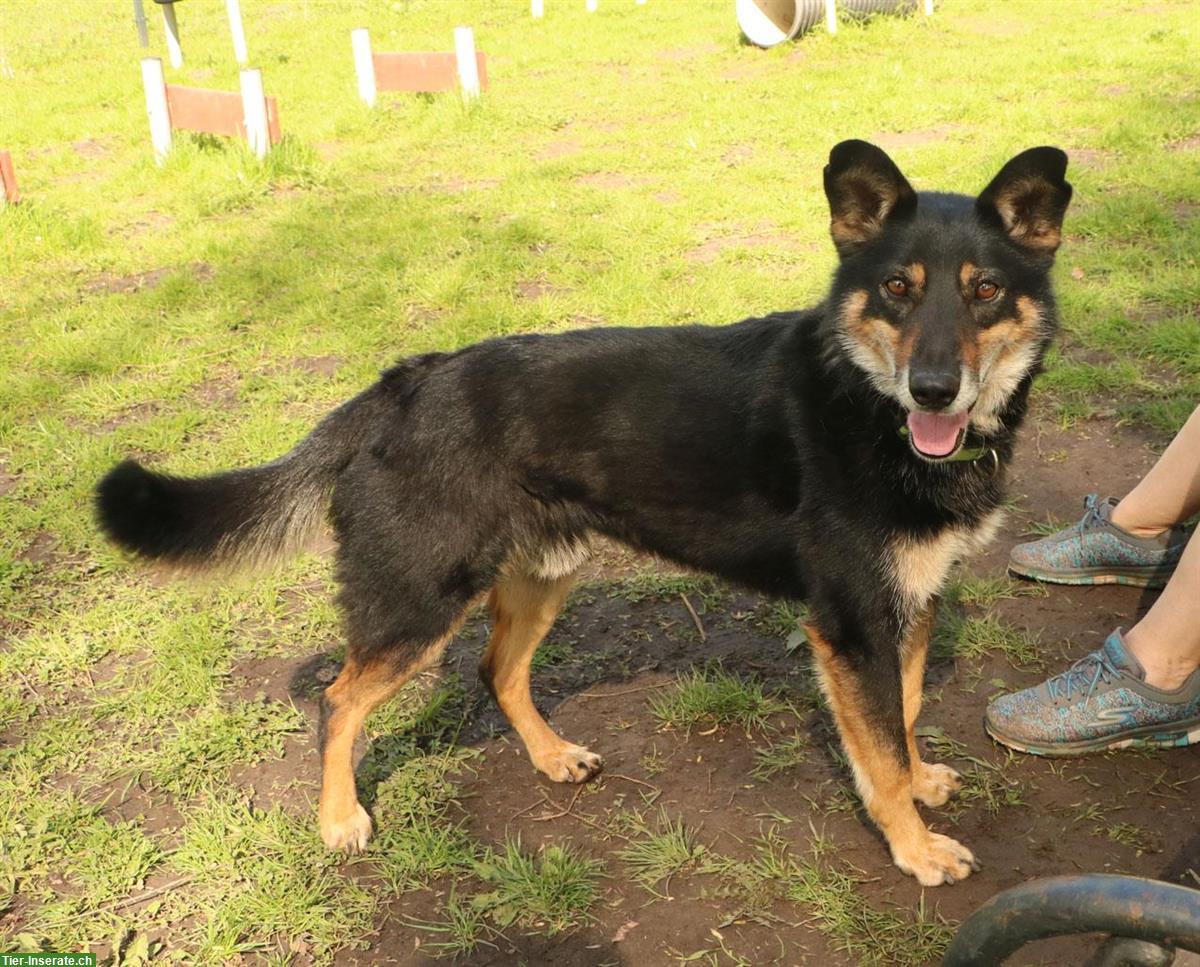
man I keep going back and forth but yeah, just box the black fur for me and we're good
[98,142,1070,835]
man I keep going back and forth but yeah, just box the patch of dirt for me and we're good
[721,144,754,167]
[515,277,570,300]
[292,355,344,379]
[227,655,325,814]
[1069,147,1116,169]
[652,190,682,204]
[83,261,212,295]
[871,124,962,151]
[18,531,59,566]
[684,222,796,264]
[72,138,110,159]
[654,43,722,63]
[572,172,648,190]
[0,462,17,497]
[315,140,345,161]
[121,210,175,237]
[427,176,501,194]
[97,400,161,433]
[536,138,582,162]
[84,266,173,295]
[190,368,241,407]
[93,779,185,843]
[1175,201,1199,221]
[1101,84,1130,96]
[1167,134,1200,152]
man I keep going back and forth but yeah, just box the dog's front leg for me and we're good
[806,620,978,886]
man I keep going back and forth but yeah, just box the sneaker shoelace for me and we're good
[1046,649,1123,706]
[1072,493,1106,560]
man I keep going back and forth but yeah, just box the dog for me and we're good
[96,140,1070,886]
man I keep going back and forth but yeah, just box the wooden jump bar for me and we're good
[164,84,281,144]
[352,27,485,107]
[141,57,280,163]
[372,51,488,94]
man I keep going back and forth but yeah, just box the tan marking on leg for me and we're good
[902,606,962,807]
[807,625,976,886]
[319,627,460,852]
[482,572,602,783]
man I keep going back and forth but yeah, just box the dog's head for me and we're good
[823,140,1071,461]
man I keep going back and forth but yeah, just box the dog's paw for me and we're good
[320,802,373,853]
[893,831,979,886]
[912,761,963,808]
[532,742,604,783]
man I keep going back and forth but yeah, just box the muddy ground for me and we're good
[232,414,1199,966]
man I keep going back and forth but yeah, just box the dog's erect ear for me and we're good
[976,147,1071,255]
[823,140,917,256]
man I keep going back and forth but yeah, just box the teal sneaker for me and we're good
[985,630,1200,756]
[1009,494,1190,588]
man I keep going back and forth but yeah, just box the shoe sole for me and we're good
[1007,561,1173,589]
[985,714,1200,757]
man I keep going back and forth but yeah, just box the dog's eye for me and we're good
[975,281,999,301]
[884,277,908,297]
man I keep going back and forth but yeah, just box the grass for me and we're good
[471,840,605,936]
[917,727,1028,817]
[608,567,726,611]
[4,0,1200,960]
[650,666,786,735]
[933,611,1044,670]
[617,812,705,893]
[751,732,810,780]
[697,829,954,966]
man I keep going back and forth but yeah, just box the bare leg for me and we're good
[480,572,603,782]
[1110,404,1200,536]
[1125,533,1200,690]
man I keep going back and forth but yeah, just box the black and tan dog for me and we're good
[96,140,1070,886]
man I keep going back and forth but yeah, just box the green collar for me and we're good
[898,425,998,468]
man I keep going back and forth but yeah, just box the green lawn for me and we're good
[2,0,1199,962]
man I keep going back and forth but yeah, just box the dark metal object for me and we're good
[1090,936,1176,967]
[132,0,149,46]
[943,875,1200,966]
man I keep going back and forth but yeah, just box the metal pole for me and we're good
[132,0,149,47]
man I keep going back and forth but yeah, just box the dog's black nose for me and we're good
[909,369,960,410]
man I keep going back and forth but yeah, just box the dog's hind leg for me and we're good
[901,605,963,808]
[480,572,603,783]
[807,622,977,887]
[318,632,457,852]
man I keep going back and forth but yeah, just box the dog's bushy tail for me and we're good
[96,386,383,571]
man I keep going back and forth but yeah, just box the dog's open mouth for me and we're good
[906,410,970,460]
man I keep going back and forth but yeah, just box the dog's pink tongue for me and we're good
[907,410,969,457]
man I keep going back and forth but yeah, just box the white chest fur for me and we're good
[887,509,1005,618]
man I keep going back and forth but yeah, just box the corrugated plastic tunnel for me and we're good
[737,0,917,48]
